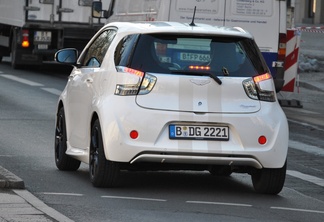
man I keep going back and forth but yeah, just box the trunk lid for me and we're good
[136,73,260,113]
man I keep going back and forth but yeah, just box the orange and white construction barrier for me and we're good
[281,29,301,92]
[297,26,324,33]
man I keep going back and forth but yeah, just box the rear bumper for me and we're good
[99,98,289,169]
[130,153,263,169]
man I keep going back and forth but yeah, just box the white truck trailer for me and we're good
[93,0,291,91]
[0,0,110,68]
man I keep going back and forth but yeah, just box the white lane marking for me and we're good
[0,74,62,96]
[288,119,324,132]
[102,195,167,202]
[271,206,324,214]
[42,192,84,197]
[13,189,74,222]
[285,108,320,115]
[186,201,252,207]
[41,88,62,96]
[289,140,324,156]
[287,170,324,187]
[0,74,44,86]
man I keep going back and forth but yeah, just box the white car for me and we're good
[54,21,289,194]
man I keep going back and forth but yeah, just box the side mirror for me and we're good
[92,1,110,19]
[92,1,102,18]
[55,48,78,65]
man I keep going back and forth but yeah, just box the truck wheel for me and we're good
[90,119,120,187]
[11,31,21,69]
[251,161,286,195]
[55,107,81,171]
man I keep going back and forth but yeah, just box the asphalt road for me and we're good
[0,62,324,222]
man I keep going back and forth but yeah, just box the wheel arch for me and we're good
[57,100,64,112]
[90,112,99,130]
[90,112,112,161]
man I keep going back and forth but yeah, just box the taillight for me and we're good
[242,73,276,102]
[114,66,157,96]
[278,33,286,62]
[21,29,30,48]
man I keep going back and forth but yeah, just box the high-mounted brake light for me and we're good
[21,29,30,48]
[189,65,211,70]
[243,73,276,102]
[115,66,157,96]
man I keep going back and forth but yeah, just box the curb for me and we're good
[0,166,25,189]
[299,81,324,93]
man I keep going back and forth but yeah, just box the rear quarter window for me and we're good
[115,34,139,67]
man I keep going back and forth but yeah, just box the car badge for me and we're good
[190,79,211,86]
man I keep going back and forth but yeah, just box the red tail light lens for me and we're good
[21,30,30,48]
[278,33,287,62]
[253,73,272,83]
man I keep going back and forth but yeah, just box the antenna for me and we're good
[189,6,197,26]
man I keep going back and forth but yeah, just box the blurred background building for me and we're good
[293,0,324,24]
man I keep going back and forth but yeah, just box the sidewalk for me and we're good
[0,166,73,222]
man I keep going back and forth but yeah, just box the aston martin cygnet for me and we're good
[54,21,289,194]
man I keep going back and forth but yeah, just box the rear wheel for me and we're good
[55,107,81,171]
[251,161,287,195]
[89,119,120,187]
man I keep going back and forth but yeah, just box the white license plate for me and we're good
[34,31,52,42]
[37,44,48,49]
[169,124,229,141]
[179,52,210,62]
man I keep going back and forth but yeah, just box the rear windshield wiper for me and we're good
[171,70,222,85]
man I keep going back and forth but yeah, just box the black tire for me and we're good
[55,107,81,171]
[11,31,20,69]
[89,119,120,187]
[251,161,287,195]
[209,166,232,177]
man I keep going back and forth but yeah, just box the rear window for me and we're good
[115,34,269,77]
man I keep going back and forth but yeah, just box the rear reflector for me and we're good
[258,136,267,145]
[130,130,139,139]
